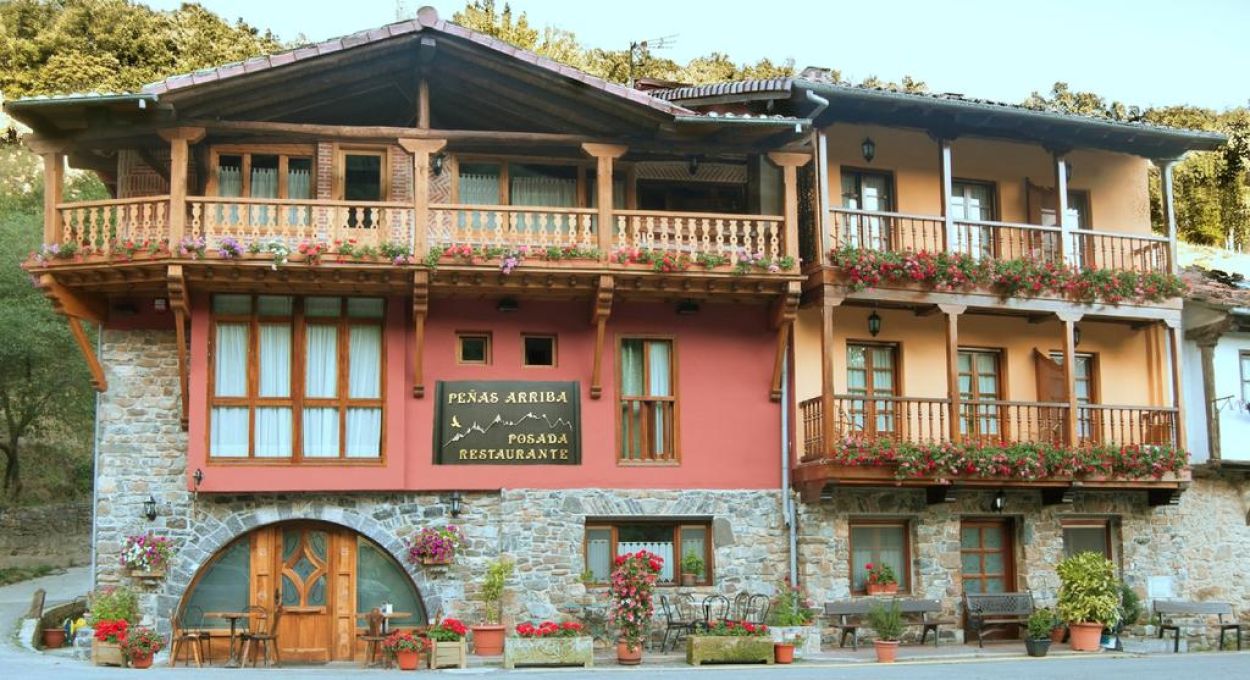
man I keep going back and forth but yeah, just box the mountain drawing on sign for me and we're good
[442,412,574,448]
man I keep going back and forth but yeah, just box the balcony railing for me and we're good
[799,396,1178,461]
[189,197,416,248]
[829,208,944,253]
[428,204,598,249]
[616,210,786,261]
[59,196,171,254]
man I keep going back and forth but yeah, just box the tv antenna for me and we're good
[628,34,677,87]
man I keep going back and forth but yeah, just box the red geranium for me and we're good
[94,619,129,644]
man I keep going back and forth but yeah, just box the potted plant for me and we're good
[471,557,514,656]
[769,580,818,659]
[680,551,705,587]
[687,620,774,666]
[405,525,464,566]
[609,550,663,665]
[42,620,68,649]
[381,630,427,671]
[427,617,468,669]
[1107,583,1143,650]
[867,600,904,663]
[865,562,899,595]
[121,533,175,580]
[120,627,163,669]
[505,620,593,669]
[1056,551,1121,652]
[774,633,801,664]
[89,587,139,666]
[1025,609,1055,657]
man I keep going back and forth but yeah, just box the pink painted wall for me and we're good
[185,296,782,493]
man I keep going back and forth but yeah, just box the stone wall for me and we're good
[0,500,91,568]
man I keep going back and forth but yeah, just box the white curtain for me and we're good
[211,408,249,457]
[620,341,644,459]
[346,408,382,458]
[648,342,671,456]
[303,408,339,458]
[511,176,577,231]
[215,324,248,397]
[461,173,500,205]
[618,541,675,581]
[305,326,337,398]
[851,526,905,592]
[217,166,243,226]
[287,167,312,226]
[346,326,382,458]
[258,324,291,397]
[255,407,292,458]
[587,537,612,582]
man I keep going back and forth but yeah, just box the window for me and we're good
[357,536,426,626]
[840,169,893,250]
[1240,352,1250,402]
[181,537,250,629]
[457,333,491,365]
[337,149,388,229]
[958,349,1002,441]
[585,521,711,585]
[523,335,556,367]
[1051,352,1097,438]
[210,147,315,199]
[850,521,910,593]
[951,180,997,259]
[619,338,677,462]
[1062,520,1113,560]
[209,295,385,461]
[846,343,898,438]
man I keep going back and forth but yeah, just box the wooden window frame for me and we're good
[848,518,912,595]
[583,519,713,587]
[958,347,1006,442]
[522,334,557,368]
[616,336,680,465]
[333,145,391,202]
[839,167,896,211]
[207,295,386,464]
[845,341,902,439]
[951,178,1001,222]
[453,155,589,207]
[207,144,317,198]
[455,332,492,365]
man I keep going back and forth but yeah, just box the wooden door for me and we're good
[274,523,335,663]
[846,343,899,439]
[1032,350,1068,445]
[958,350,1002,443]
[960,519,1016,638]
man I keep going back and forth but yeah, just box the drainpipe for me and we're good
[781,346,798,585]
[804,90,830,122]
[89,323,103,591]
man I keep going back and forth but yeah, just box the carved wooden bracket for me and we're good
[38,274,107,392]
[168,265,190,430]
[590,275,615,399]
[413,270,430,398]
[770,281,801,401]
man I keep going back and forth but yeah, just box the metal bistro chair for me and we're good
[660,595,696,653]
[168,605,211,667]
[703,594,731,628]
[746,594,772,625]
[240,605,283,668]
[731,592,751,622]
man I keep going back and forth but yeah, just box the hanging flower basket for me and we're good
[121,534,175,581]
[405,526,465,566]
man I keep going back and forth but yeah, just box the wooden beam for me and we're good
[590,275,614,399]
[582,143,628,260]
[769,151,812,265]
[177,119,602,145]
[926,486,956,505]
[820,287,843,455]
[939,303,965,444]
[412,270,430,398]
[417,78,431,130]
[158,128,206,246]
[1060,314,1082,446]
[167,265,190,430]
[66,316,106,392]
[40,151,64,244]
[1169,323,1187,452]
[38,274,106,323]
[399,138,448,258]
[770,281,800,401]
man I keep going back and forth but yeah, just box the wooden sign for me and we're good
[433,381,581,464]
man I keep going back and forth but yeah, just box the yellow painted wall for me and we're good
[823,124,1153,233]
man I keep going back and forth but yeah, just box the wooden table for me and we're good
[355,612,414,668]
[204,611,251,668]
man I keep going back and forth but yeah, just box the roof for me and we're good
[650,78,794,103]
[1180,243,1250,309]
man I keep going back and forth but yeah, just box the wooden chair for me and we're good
[240,605,283,667]
[358,608,390,668]
[168,605,210,667]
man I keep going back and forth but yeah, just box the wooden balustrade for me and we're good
[1078,405,1178,448]
[614,210,785,262]
[959,400,1069,446]
[58,196,170,254]
[831,395,951,445]
[189,197,415,250]
[428,204,598,251]
[799,397,825,462]
[951,219,1063,264]
[1069,229,1172,274]
[829,208,945,254]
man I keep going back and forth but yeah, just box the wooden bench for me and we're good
[963,592,1034,648]
[823,598,954,650]
[1154,600,1243,652]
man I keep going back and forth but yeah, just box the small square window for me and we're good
[457,333,491,365]
[523,335,556,367]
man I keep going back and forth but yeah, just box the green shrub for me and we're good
[680,551,705,577]
[868,600,904,641]
[1027,608,1059,639]
[88,586,139,624]
[480,556,514,624]
[1056,552,1121,626]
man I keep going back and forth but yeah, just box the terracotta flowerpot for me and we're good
[130,652,154,669]
[680,573,697,587]
[1050,625,1066,644]
[617,640,643,665]
[42,628,66,649]
[774,643,795,664]
[471,624,505,656]
[1067,621,1104,652]
[873,640,899,663]
[867,582,898,595]
[394,649,421,670]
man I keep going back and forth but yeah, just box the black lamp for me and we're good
[991,490,1006,513]
[192,468,203,501]
[449,491,463,518]
[867,310,882,337]
[1073,324,1082,347]
[861,137,876,163]
[432,152,446,176]
[687,155,700,176]
[676,299,700,315]
[143,495,158,521]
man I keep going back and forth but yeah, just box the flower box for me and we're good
[867,583,898,595]
[686,636,775,666]
[129,569,165,580]
[92,639,124,667]
[428,638,467,669]
[503,636,593,669]
[769,626,821,658]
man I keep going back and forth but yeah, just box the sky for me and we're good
[143,0,1250,111]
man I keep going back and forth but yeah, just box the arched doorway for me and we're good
[180,520,426,663]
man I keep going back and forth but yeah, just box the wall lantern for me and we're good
[449,491,463,518]
[687,155,700,176]
[861,137,876,163]
[1073,324,1082,347]
[991,490,1007,513]
[192,468,203,501]
[432,152,446,176]
[1064,161,1073,182]
[676,299,700,315]
[497,298,519,313]
[143,495,159,521]
[867,309,882,337]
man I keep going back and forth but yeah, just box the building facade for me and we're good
[6,6,1242,660]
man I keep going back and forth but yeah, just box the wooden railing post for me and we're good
[158,127,206,247]
[581,143,628,261]
[768,152,812,264]
[1059,311,1083,446]
[399,138,448,258]
[26,138,67,245]
[939,304,966,443]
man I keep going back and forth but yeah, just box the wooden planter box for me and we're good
[92,639,124,666]
[503,636,593,669]
[686,636,775,666]
[128,568,165,581]
[429,638,467,669]
[769,625,821,658]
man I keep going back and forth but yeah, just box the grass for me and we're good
[0,565,59,587]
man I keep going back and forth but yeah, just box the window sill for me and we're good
[616,460,681,467]
[207,457,386,466]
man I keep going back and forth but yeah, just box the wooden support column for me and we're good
[412,270,430,398]
[770,281,801,401]
[1187,318,1230,458]
[1158,159,1180,274]
[1053,152,1074,266]
[29,141,65,245]
[1168,320,1187,452]
[590,275,614,399]
[939,304,966,443]
[398,138,448,259]
[768,152,813,263]
[819,286,844,454]
[938,138,956,253]
[38,274,107,392]
[158,127,206,246]
[417,78,431,130]
[167,265,190,430]
[581,143,628,261]
[1058,311,1083,447]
